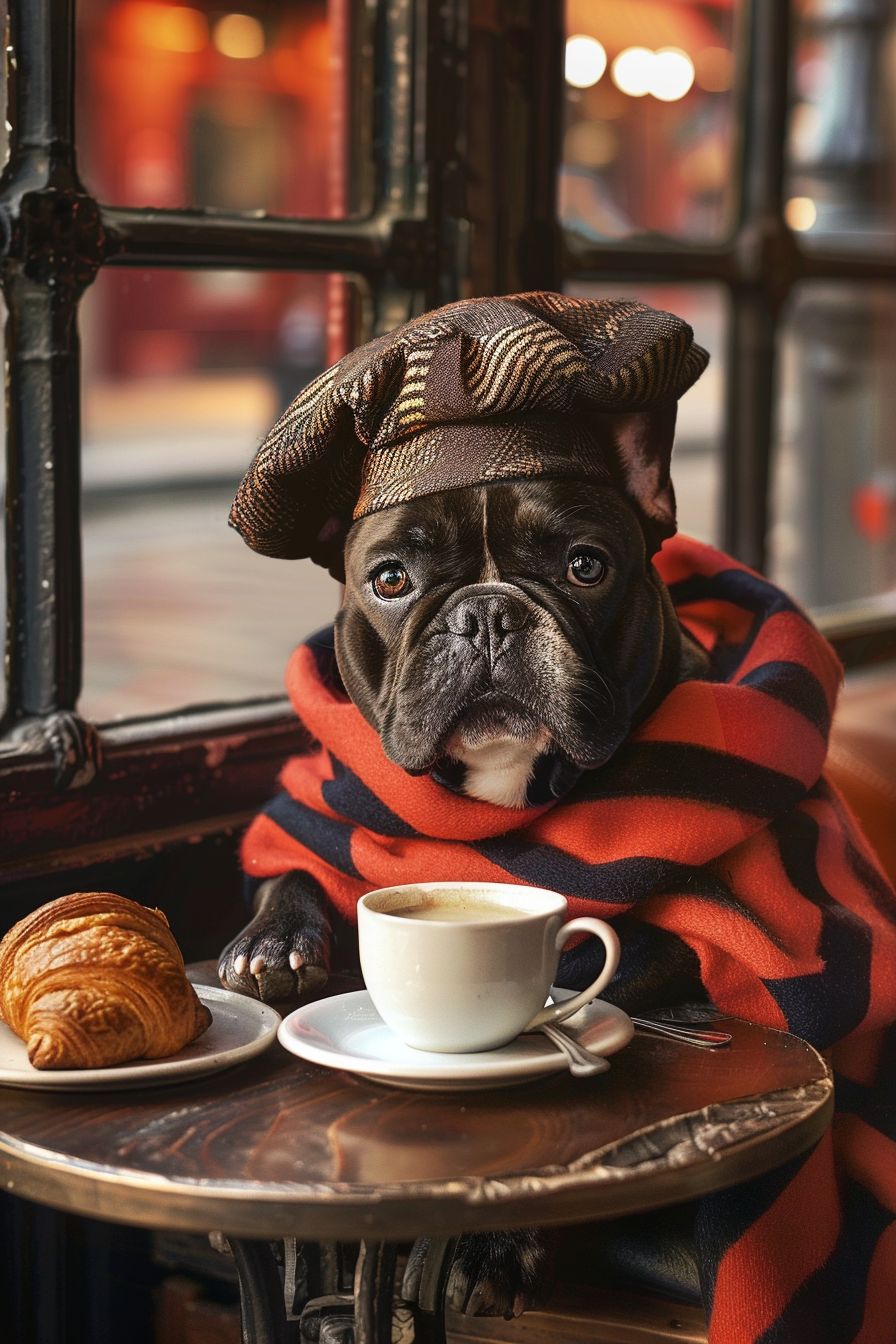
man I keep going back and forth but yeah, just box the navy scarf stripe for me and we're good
[738,660,831,736]
[764,808,872,1047]
[323,757,417,838]
[575,741,807,817]
[263,791,363,879]
[668,568,801,619]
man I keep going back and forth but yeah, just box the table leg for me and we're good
[299,1238,451,1343]
[400,1236,459,1344]
[354,1241,400,1344]
[227,1237,293,1344]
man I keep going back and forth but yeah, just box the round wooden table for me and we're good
[0,966,833,1344]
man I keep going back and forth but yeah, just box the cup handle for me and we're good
[524,917,621,1032]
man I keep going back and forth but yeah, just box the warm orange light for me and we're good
[117,3,207,54]
[785,196,817,232]
[157,5,206,52]
[213,13,265,60]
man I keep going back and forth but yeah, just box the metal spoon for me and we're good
[630,1016,732,1049]
[538,1022,609,1077]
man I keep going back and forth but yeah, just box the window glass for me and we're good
[80,268,359,721]
[770,282,896,613]
[562,0,738,243]
[787,0,896,247]
[76,0,367,216]
[565,282,726,547]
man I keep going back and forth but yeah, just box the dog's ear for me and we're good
[599,400,678,551]
[310,513,349,582]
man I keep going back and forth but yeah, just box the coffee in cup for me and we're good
[357,881,620,1053]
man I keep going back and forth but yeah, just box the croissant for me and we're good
[0,892,212,1069]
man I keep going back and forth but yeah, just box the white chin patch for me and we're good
[447,728,551,809]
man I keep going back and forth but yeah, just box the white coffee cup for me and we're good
[357,880,621,1053]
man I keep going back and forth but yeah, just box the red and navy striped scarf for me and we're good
[243,534,896,1344]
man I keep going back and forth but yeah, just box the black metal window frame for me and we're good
[2,0,894,879]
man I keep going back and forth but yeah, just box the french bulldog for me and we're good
[218,473,709,1319]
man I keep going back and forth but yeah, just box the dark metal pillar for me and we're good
[723,0,796,572]
[1,0,102,727]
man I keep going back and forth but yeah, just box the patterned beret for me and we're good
[230,291,708,569]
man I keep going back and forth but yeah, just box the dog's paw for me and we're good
[218,920,329,1002]
[404,1231,547,1320]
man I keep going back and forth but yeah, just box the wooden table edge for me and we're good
[0,1074,834,1241]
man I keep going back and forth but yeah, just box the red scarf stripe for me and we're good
[828,784,893,869]
[677,600,757,650]
[811,807,896,940]
[831,1030,887,1088]
[634,887,816,994]
[530,795,754,865]
[834,1116,896,1215]
[852,1222,896,1344]
[808,801,896,1035]
[653,537,742,585]
[732,610,842,707]
[280,749,344,822]
[706,1135,842,1344]
[632,681,828,785]
[716,830,827,961]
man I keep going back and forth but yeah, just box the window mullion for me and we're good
[2,0,94,733]
[100,206,390,275]
[722,0,795,572]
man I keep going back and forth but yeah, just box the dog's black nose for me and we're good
[446,592,530,657]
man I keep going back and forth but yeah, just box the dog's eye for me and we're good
[566,548,607,587]
[372,564,411,599]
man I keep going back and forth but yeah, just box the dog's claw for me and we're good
[249,955,266,976]
[233,954,248,975]
[289,950,302,970]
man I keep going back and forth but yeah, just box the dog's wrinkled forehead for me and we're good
[230,291,708,573]
[344,478,646,580]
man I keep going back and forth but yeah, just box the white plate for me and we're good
[0,985,280,1092]
[278,990,633,1091]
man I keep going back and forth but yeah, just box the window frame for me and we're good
[2,0,895,878]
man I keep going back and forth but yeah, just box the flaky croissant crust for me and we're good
[0,892,212,1069]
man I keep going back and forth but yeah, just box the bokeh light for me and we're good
[651,48,696,102]
[785,196,817,231]
[611,47,655,98]
[565,35,608,89]
[212,12,265,60]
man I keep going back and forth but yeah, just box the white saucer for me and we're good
[0,985,281,1092]
[277,990,633,1091]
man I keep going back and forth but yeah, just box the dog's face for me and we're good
[334,478,682,807]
